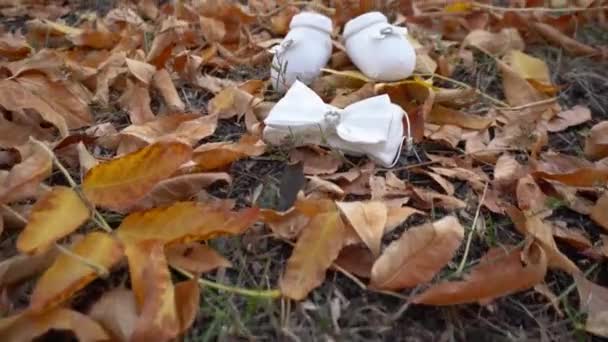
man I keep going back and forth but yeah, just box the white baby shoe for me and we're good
[343,12,416,82]
[269,12,333,93]
[263,80,407,167]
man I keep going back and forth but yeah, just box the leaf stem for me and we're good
[172,265,282,299]
[455,181,489,276]
[55,243,109,278]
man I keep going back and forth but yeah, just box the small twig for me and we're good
[415,73,510,108]
[472,2,608,13]
[1,204,28,225]
[455,181,489,276]
[172,265,282,299]
[332,263,367,290]
[501,97,558,111]
[55,243,109,277]
[29,137,113,233]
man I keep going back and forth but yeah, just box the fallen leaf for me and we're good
[0,32,32,60]
[384,206,425,233]
[412,243,547,305]
[411,187,467,210]
[153,69,185,112]
[174,280,200,334]
[130,172,230,211]
[280,207,346,300]
[120,113,218,147]
[585,121,608,161]
[333,244,375,279]
[29,232,124,313]
[462,28,525,55]
[533,22,600,57]
[88,288,138,342]
[82,141,193,211]
[0,308,109,341]
[259,208,310,240]
[591,192,608,232]
[126,58,156,84]
[428,104,493,130]
[545,105,591,132]
[575,273,608,338]
[336,201,387,256]
[17,186,90,254]
[370,216,464,291]
[192,134,266,171]
[532,153,608,187]
[305,176,345,199]
[494,153,525,186]
[166,242,232,274]
[516,174,548,214]
[552,223,593,251]
[119,79,155,124]
[208,86,261,119]
[130,240,179,342]
[0,246,59,287]
[0,140,52,204]
[499,59,547,107]
[290,148,343,175]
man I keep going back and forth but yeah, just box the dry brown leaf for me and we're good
[494,153,525,186]
[119,79,155,124]
[0,246,58,288]
[585,121,608,161]
[533,22,600,57]
[125,58,156,84]
[411,187,467,210]
[192,134,266,171]
[384,206,425,233]
[412,243,547,305]
[461,28,525,55]
[0,308,109,341]
[120,113,218,147]
[430,166,489,192]
[336,201,387,256]
[29,232,124,313]
[17,186,90,254]
[591,192,608,232]
[153,69,185,112]
[130,240,179,342]
[499,59,547,107]
[370,216,464,291]
[82,141,193,211]
[280,208,346,300]
[88,288,137,342]
[545,105,591,132]
[575,273,608,338]
[0,32,32,60]
[532,153,608,187]
[174,279,200,334]
[290,148,343,175]
[305,176,345,199]
[418,170,455,195]
[76,142,98,176]
[259,207,310,240]
[166,242,232,274]
[0,140,52,204]
[428,104,493,130]
[333,244,375,279]
[208,86,261,119]
[552,223,593,251]
[516,174,548,214]
[131,172,230,211]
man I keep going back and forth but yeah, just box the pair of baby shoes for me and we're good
[269,11,417,93]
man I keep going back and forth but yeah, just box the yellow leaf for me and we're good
[0,308,108,341]
[166,242,232,274]
[370,216,464,290]
[29,232,124,312]
[82,141,193,211]
[192,134,266,171]
[17,186,90,254]
[320,68,372,83]
[131,240,180,342]
[279,206,346,300]
[174,280,200,334]
[445,1,472,13]
[413,243,547,305]
[336,201,387,256]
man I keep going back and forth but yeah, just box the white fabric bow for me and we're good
[263,80,411,167]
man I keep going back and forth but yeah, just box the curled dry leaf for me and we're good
[280,208,346,300]
[336,201,387,256]
[126,58,156,84]
[0,308,109,342]
[585,121,608,161]
[532,153,608,187]
[153,69,185,112]
[0,32,32,60]
[166,242,232,274]
[290,148,343,175]
[17,186,90,255]
[461,28,524,55]
[413,243,548,305]
[384,206,425,233]
[130,172,231,211]
[575,273,608,338]
[305,176,345,199]
[411,187,467,211]
[119,79,155,125]
[0,140,52,204]
[130,241,179,342]
[82,140,193,211]
[333,244,376,279]
[516,174,548,214]
[29,232,124,313]
[192,134,266,171]
[545,105,591,133]
[88,288,137,342]
[370,216,464,291]
[120,113,218,147]
[259,207,310,240]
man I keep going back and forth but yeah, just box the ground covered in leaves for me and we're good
[1,0,608,341]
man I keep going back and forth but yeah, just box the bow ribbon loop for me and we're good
[263,80,410,168]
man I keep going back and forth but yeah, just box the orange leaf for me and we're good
[533,22,599,57]
[259,207,310,240]
[88,288,137,341]
[334,244,375,279]
[174,280,200,334]
[29,232,124,313]
[0,308,109,341]
[153,69,185,112]
[370,216,464,291]
[412,243,547,305]
[208,86,261,119]
[126,58,156,85]
[82,141,193,211]
[336,201,387,256]
[280,207,346,300]
[131,240,179,342]
[119,79,155,125]
[0,32,32,60]
[0,140,52,204]
[192,134,266,171]
[428,104,493,130]
[17,186,90,254]
[166,242,232,274]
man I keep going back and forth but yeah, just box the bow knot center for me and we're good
[323,109,342,129]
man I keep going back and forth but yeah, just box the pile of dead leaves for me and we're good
[0,0,608,340]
